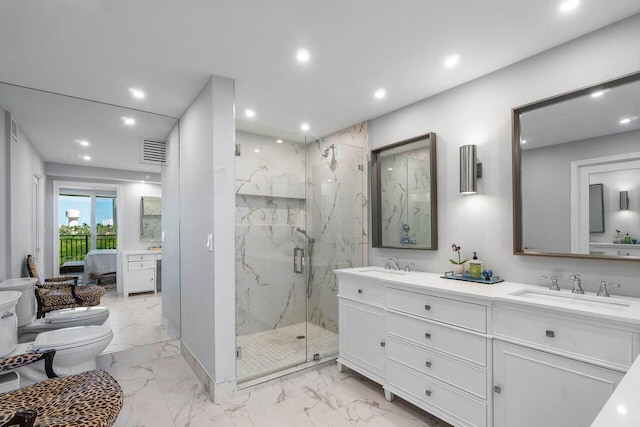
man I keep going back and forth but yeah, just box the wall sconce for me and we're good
[460,145,482,194]
[620,191,629,210]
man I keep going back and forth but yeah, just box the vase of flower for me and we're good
[449,243,468,276]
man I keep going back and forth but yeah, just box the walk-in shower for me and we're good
[234,130,365,384]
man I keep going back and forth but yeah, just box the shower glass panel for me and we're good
[304,141,365,362]
[234,126,365,384]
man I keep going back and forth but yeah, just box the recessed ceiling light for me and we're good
[78,140,90,147]
[276,139,283,143]
[83,155,91,161]
[296,49,310,63]
[444,54,460,68]
[254,149,260,153]
[620,118,631,124]
[245,109,256,118]
[300,123,310,132]
[521,139,527,144]
[129,88,145,99]
[591,90,605,98]
[374,88,386,99]
[388,168,393,171]
[122,117,135,125]
[559,0,579,13]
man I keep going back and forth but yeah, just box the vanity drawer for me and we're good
[494,306,634,368]
[128,254,155,262]
[339,278,384,305]
[386,287,487,333]
[387,337,486,399]
[387,312,487,366]
[128,261,155,271]
[388,361,487,427]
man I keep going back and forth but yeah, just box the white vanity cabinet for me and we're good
[492,304,633,427]
[385,287,490,427]
[337,276,386,383]
[122,251,162,296]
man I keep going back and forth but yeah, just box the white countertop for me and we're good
[336,267,640,328]
[336,266,640,426]
[122,249,162,255]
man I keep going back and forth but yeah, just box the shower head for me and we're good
[296,227,315,242]
[321,144,336,158]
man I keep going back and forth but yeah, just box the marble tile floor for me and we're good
[109,355,452,427]
[236,322,338,383]
[101,289,173,354]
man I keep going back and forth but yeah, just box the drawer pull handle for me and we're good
[494,386,501,394]
[546,330,555,338]
[425,390,432,397]
[357,289,363,294]
[380,341,386,347]
[425,361,432,368]
[424,304,431,311]
[424,333,431,339]
[1,311,14,319]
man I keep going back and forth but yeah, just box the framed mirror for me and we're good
[141,196,162,241]
[513,71,640,260]
[372,133,437,249]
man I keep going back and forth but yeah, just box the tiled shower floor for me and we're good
[236,322,338,382]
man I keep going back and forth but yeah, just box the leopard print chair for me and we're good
[26,255,106,318]
[0,349,122,427]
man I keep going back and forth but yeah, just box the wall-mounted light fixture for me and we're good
[620,191,630,210]
[460,145,482,194]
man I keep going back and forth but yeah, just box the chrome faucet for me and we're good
[569,274,584,294]
[542,275,560,291]
[384,257,401,270]
[597,281,621,297]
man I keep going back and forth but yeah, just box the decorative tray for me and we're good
[441,272,504,285]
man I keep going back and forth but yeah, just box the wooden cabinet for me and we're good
[493,340,622,427]
[122,251,161,296]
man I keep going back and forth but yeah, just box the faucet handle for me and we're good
[597,281,620,297]
[404,262,415,272]
[542,275,560,291]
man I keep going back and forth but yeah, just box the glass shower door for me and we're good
[304,141,365,362]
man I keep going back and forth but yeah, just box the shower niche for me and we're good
[234,125,366,383]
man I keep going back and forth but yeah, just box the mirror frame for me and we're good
[512,71,640,261]
[371,132,438,250]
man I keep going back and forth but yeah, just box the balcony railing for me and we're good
[59,234,117,265]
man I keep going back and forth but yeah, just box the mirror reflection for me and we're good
[0,82,177,353]
[514,72,640,260]
[372,133,437,250]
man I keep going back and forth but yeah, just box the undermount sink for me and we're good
[358,268,409,276]
[509,289,630,312]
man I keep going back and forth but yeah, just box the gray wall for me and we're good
[1,111,9,280]
[368,14,640,296]
[178,75,236,386]
[522,129,640,252]
[161,124,181,337]
[9,116,45,277]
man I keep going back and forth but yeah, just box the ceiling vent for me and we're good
[139,138,168,166]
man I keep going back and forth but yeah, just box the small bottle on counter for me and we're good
[469,252,483,279]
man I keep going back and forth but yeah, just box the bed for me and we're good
[83,249,117,283]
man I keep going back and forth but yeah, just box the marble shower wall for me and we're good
[306,123,368,333]
[235,123,367,338]
[380,147,431,247]
[235,131,307,335]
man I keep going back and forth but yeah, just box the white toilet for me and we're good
[11,325,113,383]
[0,278,109,342]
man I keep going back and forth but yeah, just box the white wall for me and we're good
[9,118,45,277]
[178,75,236,390]
[590,169,640,244]
[161,124,181,337]
[368,14,640,296]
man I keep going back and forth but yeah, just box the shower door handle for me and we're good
[293,248,305,274]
